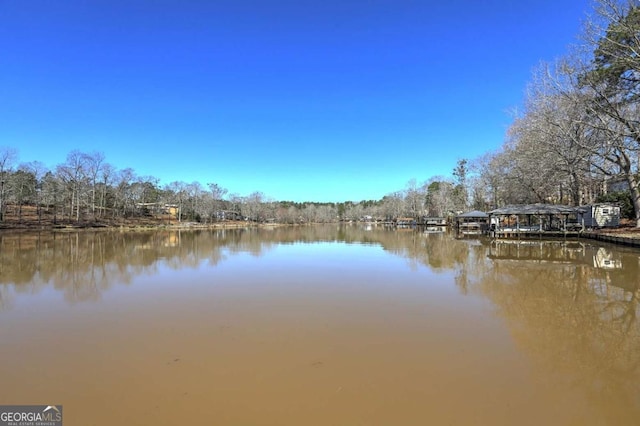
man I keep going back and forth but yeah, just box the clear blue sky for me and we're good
[1,0,590,202]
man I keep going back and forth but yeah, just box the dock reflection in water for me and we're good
[0,227,638,425]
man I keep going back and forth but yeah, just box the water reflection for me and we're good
[2,227,637,305]
[0,226,639,424]
[480,239,640,423]
[0,226,479,304]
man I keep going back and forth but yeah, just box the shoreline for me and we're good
[581,231,640,248]
[0,220,274,233]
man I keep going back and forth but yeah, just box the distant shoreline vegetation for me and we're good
[0,146,475,229]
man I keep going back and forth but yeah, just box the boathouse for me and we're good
[396,217,417,226]
[422,216,447,226]
[488,204,584,238]
[455,210,489,234]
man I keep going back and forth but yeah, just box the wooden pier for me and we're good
[491,229,582,239]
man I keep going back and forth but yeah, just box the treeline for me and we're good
[0,144,475,224]
[380,0,639,225]
[0,149,334,224]
[2,0,639,226]
[470,0,640,226]
[0,144,460,225]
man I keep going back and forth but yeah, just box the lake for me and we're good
[0,225,638,425]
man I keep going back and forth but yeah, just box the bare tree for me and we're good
[380,192,405,220]
[56,150,89,221]
[19,161,48,222]
[113,168,137,218]
[0,147,17,221]
[40,172,62,223]
[207,183,228,222]
[577,0,640,224]
[9,168,37,222]
[97,163,116,218]
[424,178,456,217]
[165,181,188,222]
[404,179,425,218]
[82,151,105,219]
[315,204,337,223]
[244,192,267,222]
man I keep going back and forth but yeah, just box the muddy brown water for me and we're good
[0,226,638,425]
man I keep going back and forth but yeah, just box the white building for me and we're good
[581,203,620,228]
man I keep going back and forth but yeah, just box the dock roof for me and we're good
[489,203,584,215]
[456,210,489,218]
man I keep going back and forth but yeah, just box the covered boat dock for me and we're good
[488,204,585,239]
[455,210,490,235]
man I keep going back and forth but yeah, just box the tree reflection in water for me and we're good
[0,226,476,304]
[0,225,638,423]
[478,239,640,424]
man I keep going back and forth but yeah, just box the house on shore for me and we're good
[135,202,179,217]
